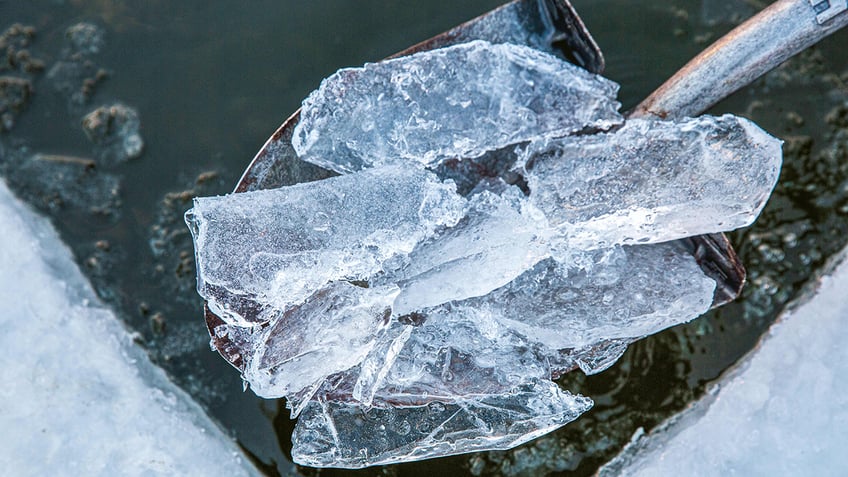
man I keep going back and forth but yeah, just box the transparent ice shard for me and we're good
[352,324,414,407]
[366,307,557,404]
[291,380,592,468]
[459,242,717,350]
[353,243,712,408]
[573,339,630,375]
[186,165,465,327]
[243,282,399,414]
[292,40,622,173]
[521,115,782,249]
[388,186,550,315]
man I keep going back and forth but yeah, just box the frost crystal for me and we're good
[292,40,622,173]
[189,38,784,469]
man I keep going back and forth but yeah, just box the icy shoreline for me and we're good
[0,180,259,476]
[601,246,848,476]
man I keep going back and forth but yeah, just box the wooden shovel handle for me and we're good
[630,0,848,120]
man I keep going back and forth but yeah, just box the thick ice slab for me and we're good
[360,306,559,406]
[281,241,714,466]
[356,243,714,404]
[292,380,592,469]
[186,165,464,327]
[0,180,259,476]
[292,40,622,173]
[600,248,848,477]
[522,115,782,249]
[471,243,717,350]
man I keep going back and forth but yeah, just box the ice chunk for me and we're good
[0,179,259,476]
[388,186,551,315]
[522,115,782,249]
[600,248,848,477]
[292,380,592,469]
[186,165,465,327]
[574,339,630,375]
[366,308,558,404]
[292,40,622,173]
[358,243,713,399]
[243,282,399,414]
[281,238,717,467]
[459,243,716,350]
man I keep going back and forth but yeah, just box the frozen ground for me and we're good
[601,246,848,476]
[0,180,259,476]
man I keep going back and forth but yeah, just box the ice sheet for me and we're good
[0,180,259,476]
[600,249,848,476]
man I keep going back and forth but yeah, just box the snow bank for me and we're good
[0,179,259,476]
[601,246,848,476]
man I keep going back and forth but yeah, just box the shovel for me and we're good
[206,0,848,371]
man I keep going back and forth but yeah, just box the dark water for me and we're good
[1,1,847,475]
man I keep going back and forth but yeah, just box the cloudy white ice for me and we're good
[601,247,848,476]
[0,180,259,476]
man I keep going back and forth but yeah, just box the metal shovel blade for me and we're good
[205,0,743,372]
[205,0,848,372]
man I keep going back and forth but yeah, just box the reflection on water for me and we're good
[1,1,846,475]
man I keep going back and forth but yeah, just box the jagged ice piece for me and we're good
[358,243,714,396]
[387,186,551,315]
[521,115,782,249]
[468,243,717,350]
[185,165,465,327]
[243,282,399,414]
[361,308,558,405]
[292,380,592,468]
[292,40,622,173]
